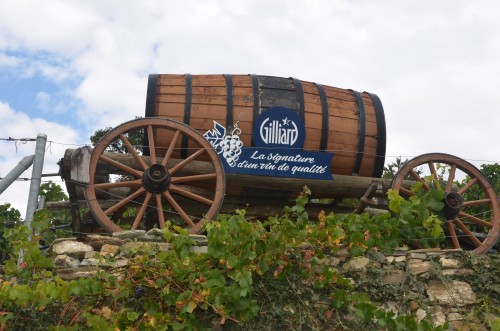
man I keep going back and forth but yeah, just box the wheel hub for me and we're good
[142,163,171,193]
[443,191,463,219]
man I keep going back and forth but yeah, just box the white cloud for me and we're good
[0,52,21,67]
[35,90,77,115]
[0,0,499,196]
[0,1,97,54]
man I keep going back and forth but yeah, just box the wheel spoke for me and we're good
[427,161,441,190]
[170,184,214,205]
[171,173,218,184]
[161,130,181,167]
[398,186,415,197]
[409,169,430,191]
[94,179,143,189]
[104,187,146,215]
[446,219,461,249]
[458,211,493,228]
[131,192,153,230]
[99,154,143,178]
[454,219,483,247]
[169,148,206,175]
[458,178,478,195]
[147,125,157,164]
[155,194,166,228]
[445,164,457,192]
[119,134,148,170]
[162,191,195,227]
[462,198,492,208]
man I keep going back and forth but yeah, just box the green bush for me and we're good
[0,188,455,330]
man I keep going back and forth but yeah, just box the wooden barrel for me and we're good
[144,74,386,178]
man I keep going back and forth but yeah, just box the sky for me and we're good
[1,0,499,217]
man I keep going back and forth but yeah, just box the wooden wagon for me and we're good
[58,74,500,255]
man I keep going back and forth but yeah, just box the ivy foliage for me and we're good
[0,188,453,330]
[0,203,22,263]
[387,182,446,248]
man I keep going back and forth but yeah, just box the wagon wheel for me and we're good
[391,153,500,255]
[85,117,225,234]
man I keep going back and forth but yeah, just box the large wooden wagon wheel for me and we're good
[85,118,225,234]
[391,153,500,254]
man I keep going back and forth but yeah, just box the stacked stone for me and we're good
[48,235,492,330]
[339,248,483,330]
[48,229,208,281]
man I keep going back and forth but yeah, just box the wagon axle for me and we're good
[142,163,171,193]
[444,191,463,219]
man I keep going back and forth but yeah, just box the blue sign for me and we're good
[204,107,334,180]
[252,107,305,149]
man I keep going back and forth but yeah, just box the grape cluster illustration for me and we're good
[204,121,244,167]
[218,130,243,166]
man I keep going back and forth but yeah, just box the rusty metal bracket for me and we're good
[355,181,384,214]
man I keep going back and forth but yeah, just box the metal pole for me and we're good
[18,134,47,269]
[38,195,46,210]
[24,134,47,229]
[0,155,34,194]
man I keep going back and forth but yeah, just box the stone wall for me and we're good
[49,230,496,330]
[48,229,208,280]
[338,248,486,330]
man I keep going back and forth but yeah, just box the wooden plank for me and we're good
[192,75,227,87]
[325,116,378,135]
[157,74,186,85]
[233,107,254,122]
[191,86,228,95]
[323,85,357,101]
[182,94,253,107]
[232,86,254,97]
[156,94,186,103]
[231,75,253,87]
[188,118,232,133]
[260,89,298,110]
[192,94,227,106]
[157,85,186,95]
[157,103,185,118]
[360,155,377,177]
[304,95,323,114]
[304,112,323,128]
[302,130,379,150]
[258,75,296,90]
[190,104,227,118]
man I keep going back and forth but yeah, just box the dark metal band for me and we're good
[224,74,234,128]
[291,77,305,123]
[143,74,159,156]
[250,74,260,147]
[181,73,192,159]
[315,83,329,151]
[368,93,386,178]
[145,74,158,118]
[251,74,260,121]
[351,90,366,175]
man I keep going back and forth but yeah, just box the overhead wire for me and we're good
[2,135,500,164]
